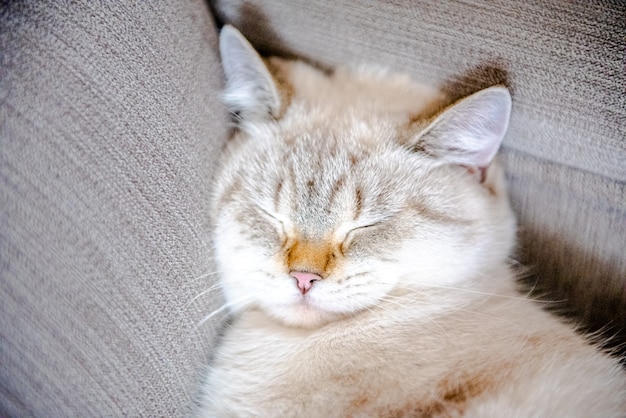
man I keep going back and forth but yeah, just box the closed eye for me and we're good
[341,221,385,254]
[351,221,384,233]
[254,205,290,248]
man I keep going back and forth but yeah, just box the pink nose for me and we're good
[290,271,322,295]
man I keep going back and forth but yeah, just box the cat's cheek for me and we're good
[213,232,273,299]
[393,237,473,287]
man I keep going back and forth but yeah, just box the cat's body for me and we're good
[197,26,626,417]
[202,286,623,417]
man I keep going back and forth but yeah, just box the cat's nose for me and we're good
[290,271,321,295]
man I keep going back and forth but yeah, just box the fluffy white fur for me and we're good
[196,26,626,417]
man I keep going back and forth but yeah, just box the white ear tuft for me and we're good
[414,86,512,168]
[219,25,281,122]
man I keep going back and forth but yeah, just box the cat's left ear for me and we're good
[410,86,512,170]
[219,25,281,122]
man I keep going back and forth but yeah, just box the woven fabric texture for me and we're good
[211,0,626,346]
[1,1,226,416]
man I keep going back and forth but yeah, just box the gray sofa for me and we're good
[1,1,624,415]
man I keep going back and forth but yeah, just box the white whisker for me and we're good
[194,295,254,330]
[188,270,223,284]
[185,283,227,309]
[186,276,255,309]
[413,282,533,302]
[378,295,411,309]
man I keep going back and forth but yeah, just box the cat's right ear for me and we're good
[219,25,281,122]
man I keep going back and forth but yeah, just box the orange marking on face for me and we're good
[286,239,338,277]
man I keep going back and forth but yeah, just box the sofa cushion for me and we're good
[0,2,227,415]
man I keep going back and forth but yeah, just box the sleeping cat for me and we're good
[197,25,626,417]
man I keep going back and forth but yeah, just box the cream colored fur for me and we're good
[196,26,626,417]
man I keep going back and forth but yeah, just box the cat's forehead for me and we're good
[273,139,368,233]
[270,130,386,185]
[242,132,426,236]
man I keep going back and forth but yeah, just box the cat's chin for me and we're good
[267,301,347,329]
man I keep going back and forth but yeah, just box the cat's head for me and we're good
[212,26,516,328]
